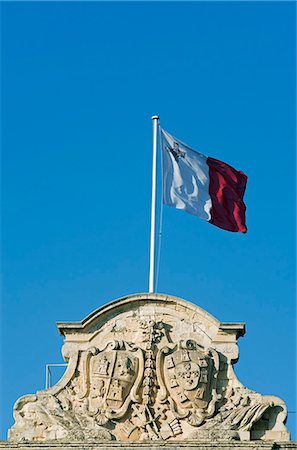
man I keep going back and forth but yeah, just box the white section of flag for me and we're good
[160,128,212,221]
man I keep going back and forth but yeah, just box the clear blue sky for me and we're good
[1,1,296,441]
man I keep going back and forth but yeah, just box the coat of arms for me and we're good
[157,340,220,426]
[80,341,144,421]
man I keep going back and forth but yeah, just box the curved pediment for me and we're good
[8,292,289,443]
[57,292,221,333]
[57,293,245,353]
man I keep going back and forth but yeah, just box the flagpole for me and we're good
[149,115,159,293]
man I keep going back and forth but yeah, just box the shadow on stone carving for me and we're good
[8,293,290,443]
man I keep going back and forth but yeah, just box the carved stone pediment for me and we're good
[8,293,290,443]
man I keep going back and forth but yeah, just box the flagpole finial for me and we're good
[151,115,159,120]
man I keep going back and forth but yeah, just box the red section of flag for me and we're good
[207,157,248,233]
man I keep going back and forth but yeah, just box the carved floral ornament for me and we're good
[8,293,290,443]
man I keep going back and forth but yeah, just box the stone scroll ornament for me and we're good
[8,294,290,443]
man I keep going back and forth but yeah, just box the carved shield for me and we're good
[158,341,220,421]
[88,345,143,418]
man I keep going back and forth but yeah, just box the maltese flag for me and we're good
[160,128,248,233]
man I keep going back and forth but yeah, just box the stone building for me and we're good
[2,293,296,450]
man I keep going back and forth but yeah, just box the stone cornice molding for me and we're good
[56,292,245,340]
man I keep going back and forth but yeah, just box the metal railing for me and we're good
[45,363,68,389]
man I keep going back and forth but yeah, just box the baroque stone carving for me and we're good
[8,293,290,443]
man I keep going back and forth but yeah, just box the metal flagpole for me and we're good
[149,115,159,293]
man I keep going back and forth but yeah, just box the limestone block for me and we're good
[1,442,297,450]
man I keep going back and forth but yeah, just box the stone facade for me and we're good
[7,293,291,445]
[1,442,297,450]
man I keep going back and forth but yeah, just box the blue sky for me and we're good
[1,0,296,441]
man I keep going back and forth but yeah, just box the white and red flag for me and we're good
[160,128,247,233]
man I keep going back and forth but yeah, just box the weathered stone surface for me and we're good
[8,293,291,443]
[1,442,297,450]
